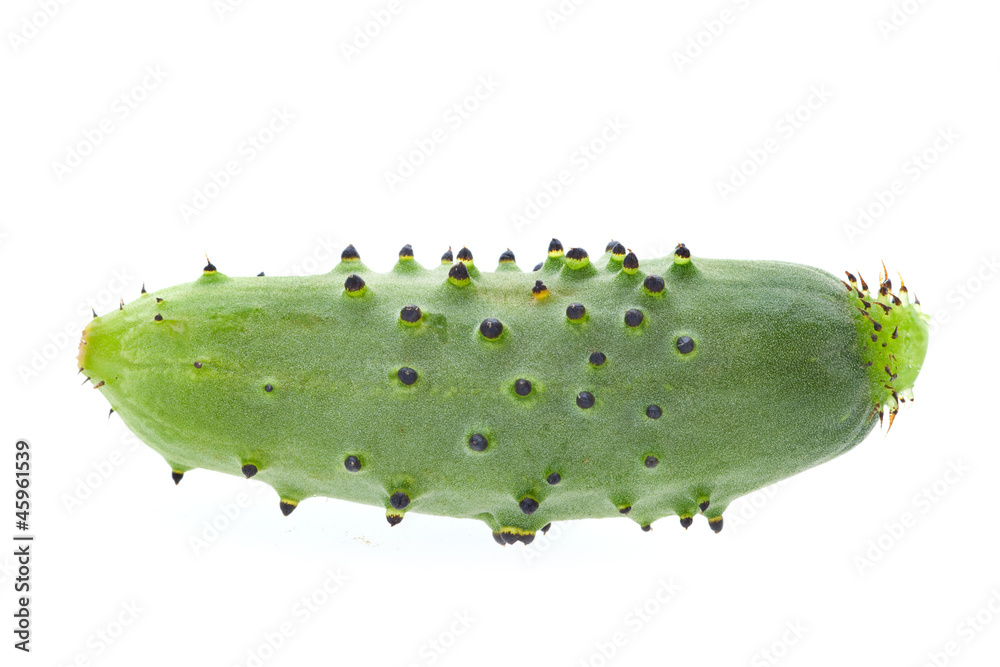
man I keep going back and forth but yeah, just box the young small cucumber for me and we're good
[78,241,929,544]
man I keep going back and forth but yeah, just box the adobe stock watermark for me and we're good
[853,459,969,575]
[917,589,1000,667]
[402,611,476,667]
[233,568,350,667]
[189,483,271,556]
[235,235,347,279]
[641,243,679,261]
[716,84,832,202]
[340,0,417,63]
[544,0,590,31]
[16,268,138,385]
[283,235,347,276]
[0,555,16,587]
[672,0,756,73]
[57,601,144,666]
[842,125,958,244]
[7,0,72,54]
[521,521,573,564]
[510,116,627,233]
[61,428,142,515]
[51,65,168,183]
[924,254,999,339]
[576,578,681,667]
[383,75,500,192]
[178,106,295,223]
[213,0,250,20]
[877,0,932,41]
[725,480,791,535]
[750,620,808,667]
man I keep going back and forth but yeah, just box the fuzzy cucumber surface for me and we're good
[79,242,929,543]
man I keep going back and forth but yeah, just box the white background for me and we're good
[2,1,998,666]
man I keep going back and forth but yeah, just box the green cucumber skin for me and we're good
[79,247,916,538]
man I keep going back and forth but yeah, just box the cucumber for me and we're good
[78,241,929,544]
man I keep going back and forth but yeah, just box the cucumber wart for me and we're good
[78,241,929,545]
